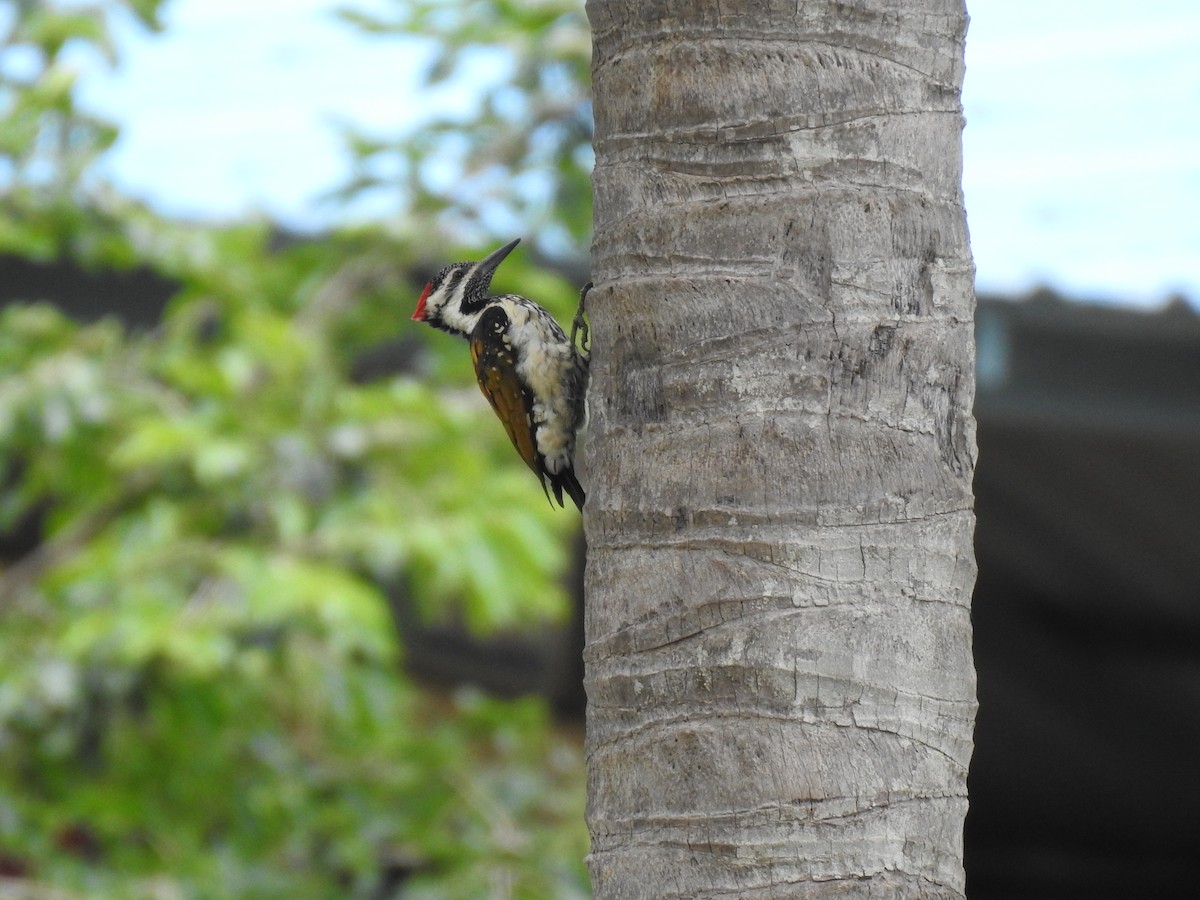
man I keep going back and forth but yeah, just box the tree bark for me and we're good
[583,1,976,897]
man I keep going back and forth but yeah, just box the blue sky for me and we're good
[73,0,1200,306]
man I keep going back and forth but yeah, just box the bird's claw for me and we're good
[571,281,592,356]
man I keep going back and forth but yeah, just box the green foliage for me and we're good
[333,0,593,255]
[0,1,162,262]
[0,226,590,895]
[1,2,593,896]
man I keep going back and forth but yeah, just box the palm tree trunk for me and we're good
[583,1,977,896]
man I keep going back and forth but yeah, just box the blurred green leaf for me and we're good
[0,1,591,896]
[334,0,593,255]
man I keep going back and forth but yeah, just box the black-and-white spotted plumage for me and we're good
[411,238,589,510]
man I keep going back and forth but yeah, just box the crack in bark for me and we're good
[595,107,962,148]
[589,789,967,839]
[585,698,975,771]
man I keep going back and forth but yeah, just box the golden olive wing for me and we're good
[469,306,540,476]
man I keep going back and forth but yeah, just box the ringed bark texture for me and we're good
[583,1,977,897]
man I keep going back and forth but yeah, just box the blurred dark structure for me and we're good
[0,256,177,329]
[4,257,1199,896]
[967,290,1200,898]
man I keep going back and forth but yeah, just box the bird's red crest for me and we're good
[412,283,432,321]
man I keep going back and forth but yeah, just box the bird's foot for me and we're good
[572,281,592,355]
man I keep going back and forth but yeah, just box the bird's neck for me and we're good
[436,299,487,339]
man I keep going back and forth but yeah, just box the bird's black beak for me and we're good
[474,238,521,289]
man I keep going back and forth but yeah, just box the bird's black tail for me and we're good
[550,467,586,511]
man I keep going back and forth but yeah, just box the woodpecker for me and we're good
[411,238,590,510]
